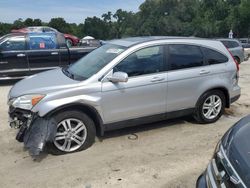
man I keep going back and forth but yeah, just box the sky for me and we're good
[0,0,145,24]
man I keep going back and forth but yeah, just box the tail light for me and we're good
[226,48,239,72]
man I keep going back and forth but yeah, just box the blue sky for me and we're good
[0,0,145,24]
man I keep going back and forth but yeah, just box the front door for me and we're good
[101,45,167,124]
[0,35,29,79]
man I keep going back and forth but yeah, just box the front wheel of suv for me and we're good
[194,90,226,124]
[48,110,96,155]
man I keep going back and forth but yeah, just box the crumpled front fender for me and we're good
[23,116,57,156]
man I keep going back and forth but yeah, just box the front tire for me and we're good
[49,110,96,155]
[194,90,226,124]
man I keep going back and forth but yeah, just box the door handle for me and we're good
[17,53,26,57]
[200,70,210,75]
[51,52,59,55]
[151,77,165,82]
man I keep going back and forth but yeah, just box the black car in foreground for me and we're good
[197,115,250,188]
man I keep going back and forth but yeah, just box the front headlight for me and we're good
[11,94,45,110]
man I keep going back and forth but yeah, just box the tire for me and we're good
[234,56,240,64]
[66,39,73,47]
[48,110,96,155]
[193,90,226,124]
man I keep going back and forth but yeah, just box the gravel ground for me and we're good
[0,60,249,188]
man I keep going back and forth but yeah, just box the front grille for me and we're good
[213,154,237,188]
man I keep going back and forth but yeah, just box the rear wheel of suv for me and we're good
[194,90,226,124]
[49,110,96,155]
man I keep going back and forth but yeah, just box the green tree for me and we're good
[48,17,71,33]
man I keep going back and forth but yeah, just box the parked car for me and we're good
[8,37,241,155]
[11,26,80,46]
[242,43,250,59]
[196,115,250,188]
[0,32,96,80]
[218,39,245,64]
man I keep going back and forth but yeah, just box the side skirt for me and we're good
[104,108,195,132]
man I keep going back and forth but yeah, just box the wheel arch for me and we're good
[197,87,230,108]
[45,103,105,136]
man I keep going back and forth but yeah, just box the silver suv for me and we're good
[8,37,241,155]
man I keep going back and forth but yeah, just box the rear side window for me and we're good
[201,47,228,65]
[0,36,26,51]
[169,44,204,70]
[28,33,57,50]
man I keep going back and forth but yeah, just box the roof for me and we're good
[107,36,212,47]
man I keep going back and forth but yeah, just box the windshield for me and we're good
[65,44,127,81]
[223,116,250,187]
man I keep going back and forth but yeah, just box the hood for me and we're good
[9,68,79,99]
[222,115,250,187]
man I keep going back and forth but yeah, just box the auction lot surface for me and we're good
[0,61,250,188]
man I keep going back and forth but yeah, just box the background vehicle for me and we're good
[11,26,80,46]
[218,38,245,64]
[0,32,96,80]
[79,36,101,47]
[197,115,250,188]
[242,43,250,60]
[8,37,240,155]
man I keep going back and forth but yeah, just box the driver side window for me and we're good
[114,45,164,77]
[0,36,26,51]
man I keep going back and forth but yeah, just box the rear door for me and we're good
[26,33,60,75]
[0,34,29,79]
[166,44,209,113]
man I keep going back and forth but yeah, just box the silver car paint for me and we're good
[9,38,241,124]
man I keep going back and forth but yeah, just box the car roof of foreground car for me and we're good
[108,36,218,47]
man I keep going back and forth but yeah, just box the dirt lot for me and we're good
[0,60,249,188]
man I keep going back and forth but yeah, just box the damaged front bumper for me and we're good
[8,106,56,156]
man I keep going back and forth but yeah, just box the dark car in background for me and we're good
[197,115,250,188]
[238,38,250,59]
[218,39,245,64]
[0,32,96,80]
[11,26,80,47]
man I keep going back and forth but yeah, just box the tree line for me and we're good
[1,0,250,39]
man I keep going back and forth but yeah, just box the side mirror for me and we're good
[108,71,128,83]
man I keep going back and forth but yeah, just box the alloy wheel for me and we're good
[53,118,87,152]
[202,95,222,120]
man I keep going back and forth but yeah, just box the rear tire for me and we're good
[48,110,96,155]
[234,56,240,64]
[193,90,225,124]
[66,39,73,47]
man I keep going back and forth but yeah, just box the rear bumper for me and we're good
[230,85,241,104]
[230,94,240,104]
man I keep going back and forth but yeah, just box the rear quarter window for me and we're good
[201,47,228,65]
[168,44,204,70]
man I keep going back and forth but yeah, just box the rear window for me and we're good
[168,44,204,70]
[201,47,228,65]
[221,41,239,48]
